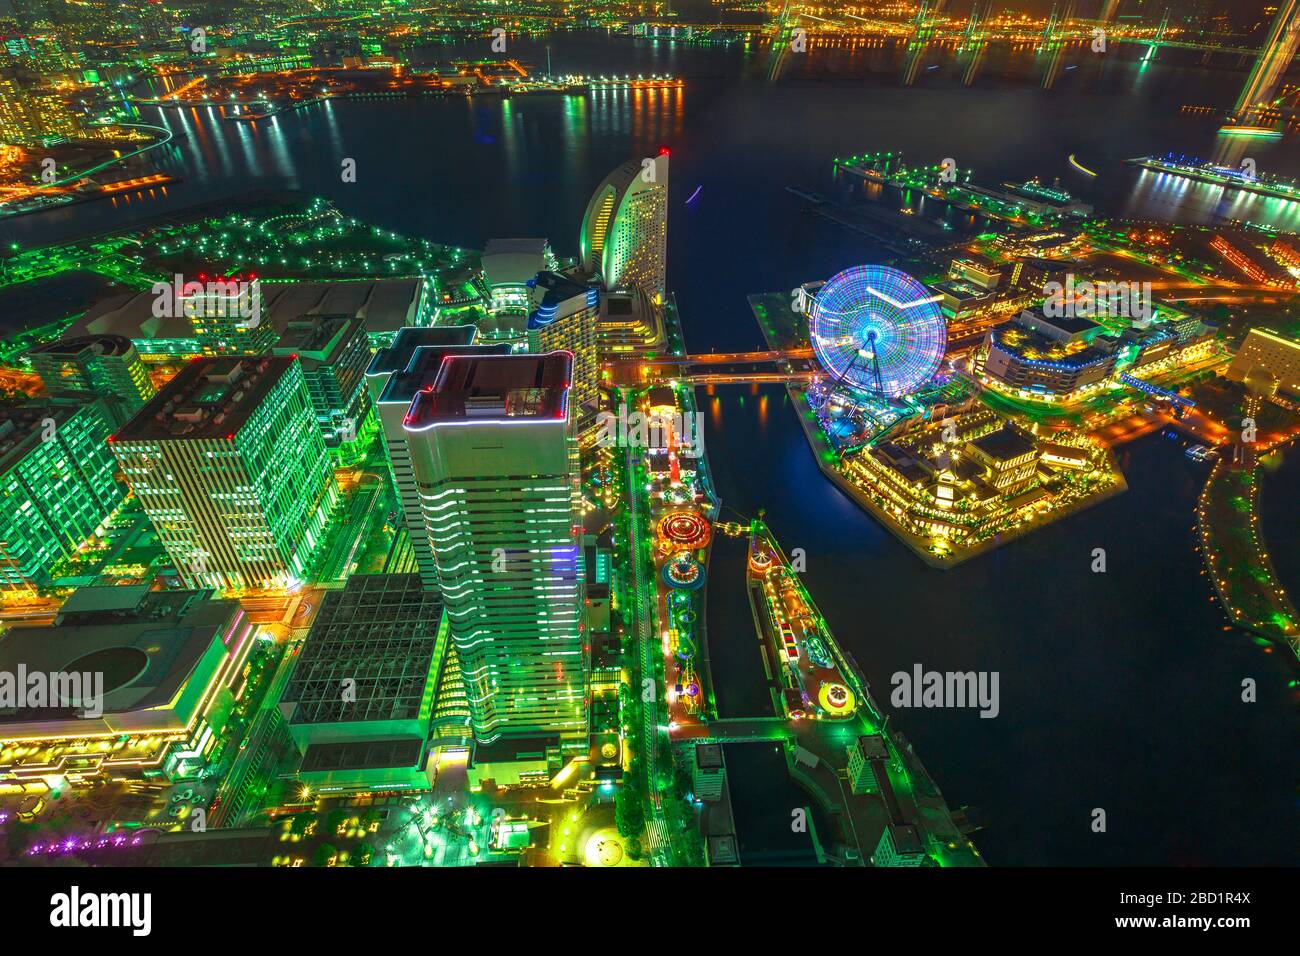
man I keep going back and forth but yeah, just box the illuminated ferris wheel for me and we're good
[808,265,947,399]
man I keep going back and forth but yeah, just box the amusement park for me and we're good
[762,253,1227,566]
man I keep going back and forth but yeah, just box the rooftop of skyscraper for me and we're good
[528,271,599,330]
[272,314,364,368]
[113,355,297,443]
[366,324,479,380]
[403,351,572,427]
[280,573,443,727]
[383,343,516,405]
[27,333,136,359]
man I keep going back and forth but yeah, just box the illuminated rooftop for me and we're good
[113,356,296,442]
[403,351,572,426]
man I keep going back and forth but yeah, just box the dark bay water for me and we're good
[5,36,1299,865]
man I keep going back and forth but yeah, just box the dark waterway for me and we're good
[4,36,1298,865]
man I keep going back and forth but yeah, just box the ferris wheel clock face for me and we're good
[808,265,947,398]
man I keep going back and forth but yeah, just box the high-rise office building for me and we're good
[27,334,156,426]
[272,315,374,463]
[579,151,669,304]
[365,326,511,589]
[527,272,600,416]
[0,399,126,589]
[403,352,585,743]
[183,278,278,356]
[110,357,338,592]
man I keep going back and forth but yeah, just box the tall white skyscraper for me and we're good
[402,351,586,743]
[365,326,509,589]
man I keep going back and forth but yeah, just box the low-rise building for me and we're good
[278,574,447,793]
[872,823,930,866]
[0,586,255,793]
[979,308,1117,400]
[966,424,1040,496]
[598,286,665,355]
[847,734,889,795]
[693,742,726,802]
[1227,327,1300,396]
[482,238,555,315]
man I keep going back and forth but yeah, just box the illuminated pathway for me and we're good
[605,348,817,387]
[618,405,670,861]
[1196,420,1300,655]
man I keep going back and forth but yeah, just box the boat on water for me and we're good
[785,185,826,204]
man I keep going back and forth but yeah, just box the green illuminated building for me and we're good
[273,315,376,464]
[183,280,279,356]
[27,334,157,427]
[0,399,126,588]
[110,357,338,592]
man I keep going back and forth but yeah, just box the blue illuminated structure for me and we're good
[527,284,599,332]
[809,265,947,398]
[1119,372,1197,408]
